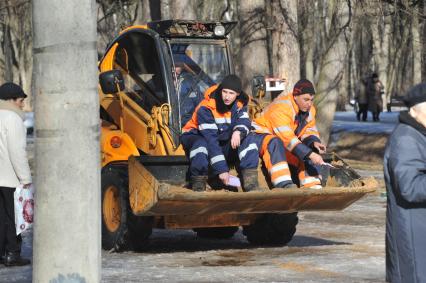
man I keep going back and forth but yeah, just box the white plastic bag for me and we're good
[14,184,34,235]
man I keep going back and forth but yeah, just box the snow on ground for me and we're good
[332,111,399,135]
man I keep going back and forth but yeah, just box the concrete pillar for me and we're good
[32,1,100,282]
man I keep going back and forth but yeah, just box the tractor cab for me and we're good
[98,20,236,153]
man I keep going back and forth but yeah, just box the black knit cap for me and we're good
[220,74,242,94]
[293,79,316,96]
[403,82,426,108]
[0,82,27,100]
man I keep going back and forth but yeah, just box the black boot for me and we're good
[190,175,208,192]
[4,252,31,267]
[241,169,262,192]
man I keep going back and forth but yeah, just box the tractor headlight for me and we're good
[214,24,225,36]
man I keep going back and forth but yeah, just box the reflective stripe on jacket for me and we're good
[253,93,320,161]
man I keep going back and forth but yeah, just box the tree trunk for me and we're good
[386,9,411,98]
[171,0,196,20]
[134,0,153,24]
[2,24,13,82]
[315,39,346,145]
[345,23,355,105]
[421,0,426,81]
[197,0,236,21]
[311,0,349,145]
[371,14,390,109]
[237,0,269,94]
[271,0,299,90]
[149,0,161,21]
[412,12,422,85]
[298,0,320,86]
[32,0,100,281]
[161,0,171,19]
[0,0,33,109]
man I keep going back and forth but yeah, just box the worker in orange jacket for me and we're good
[253,79,326,189]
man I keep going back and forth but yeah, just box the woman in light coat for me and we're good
[0,82,32,266]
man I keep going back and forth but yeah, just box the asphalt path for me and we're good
[0,193,386,282]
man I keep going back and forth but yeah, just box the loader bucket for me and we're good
[128,155,377,216]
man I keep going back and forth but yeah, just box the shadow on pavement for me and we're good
[288,235,349,247]
[119,229,349,254]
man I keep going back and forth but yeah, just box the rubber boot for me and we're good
[241,169,261,192]
[190,175,208,192]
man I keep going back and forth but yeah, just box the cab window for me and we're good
[115,32,166,114]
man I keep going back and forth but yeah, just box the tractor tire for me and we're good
[243,213,298,246]
[126,213,153,252]
[193,227,239,239]
[101,165,152,252]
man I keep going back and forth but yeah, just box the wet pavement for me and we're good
[0,190,386,282]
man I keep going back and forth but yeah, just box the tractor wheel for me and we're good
[101,167,128,251]
[243,213,298,246]
[101,166,152,252]
[193,227,239,239]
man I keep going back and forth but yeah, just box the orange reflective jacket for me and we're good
[253,93,320,161]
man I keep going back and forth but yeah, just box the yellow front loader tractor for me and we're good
[98,20,376,251]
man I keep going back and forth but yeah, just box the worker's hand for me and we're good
[23,183,32,189]
[309,152,324,166]
[218,172,230,185]
[231,131,241,149]
[313,142,327,154]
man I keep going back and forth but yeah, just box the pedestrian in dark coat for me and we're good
[355,78,368,121]
[384,82,426,283]
[367,73,384,121]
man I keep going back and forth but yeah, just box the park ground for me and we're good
[1,110,399,282]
